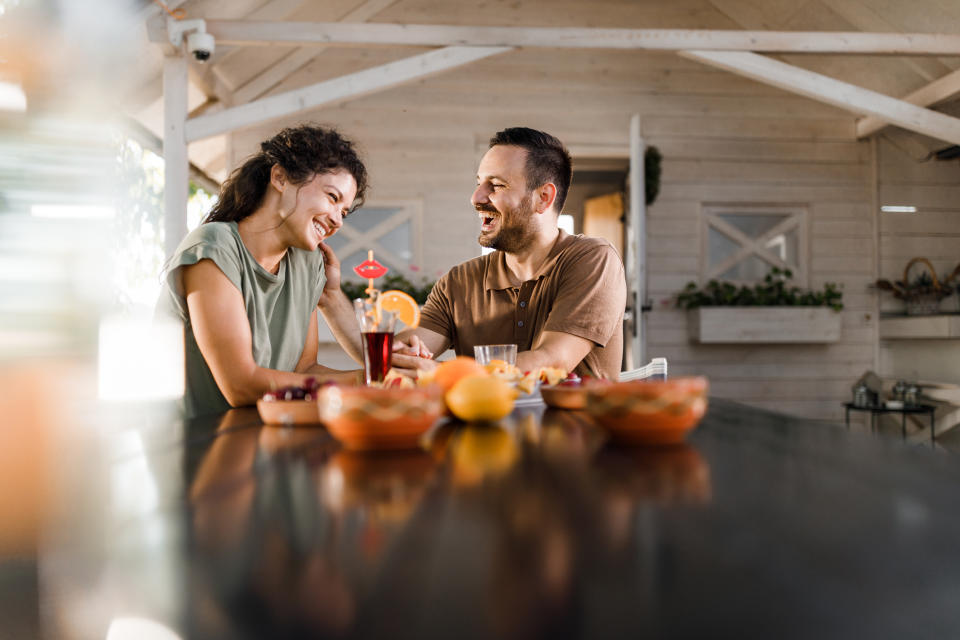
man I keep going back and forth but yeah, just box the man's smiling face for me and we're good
[471,145,538,253]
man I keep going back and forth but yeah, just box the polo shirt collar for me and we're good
[483,229,575,291]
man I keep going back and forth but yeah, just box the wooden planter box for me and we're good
[879,315,960,340]
[687,307,842,344]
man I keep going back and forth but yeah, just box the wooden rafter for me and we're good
[857,68,960,139]
[185,45,511,142]
[231,0,399,105]
[174,21,960,55]
[679,50,960,146]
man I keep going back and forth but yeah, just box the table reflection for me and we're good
[183,407,713,639]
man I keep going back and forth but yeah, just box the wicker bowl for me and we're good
[256,398,322,426]
[585,377,709,445]
[318,385,444,450]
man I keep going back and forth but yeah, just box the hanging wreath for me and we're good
[645,146,662,206]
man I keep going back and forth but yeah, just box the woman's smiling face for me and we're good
[279,169,358,251]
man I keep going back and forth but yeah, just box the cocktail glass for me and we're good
[354,298,398,385]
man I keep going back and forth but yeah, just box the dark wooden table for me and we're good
[9,397,960,639]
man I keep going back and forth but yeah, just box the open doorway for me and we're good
[565,158,629,251]
[567,157,632,370]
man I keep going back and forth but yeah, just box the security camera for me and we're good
[187,31,215,62]
[168,18,215,63]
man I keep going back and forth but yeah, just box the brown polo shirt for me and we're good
[419,231,626,380]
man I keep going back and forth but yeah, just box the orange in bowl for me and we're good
[585,377,708,445]
[318,385,444,450]
[433,356,488,393]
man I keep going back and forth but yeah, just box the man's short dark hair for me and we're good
[489,127,572,214]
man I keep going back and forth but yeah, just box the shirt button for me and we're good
[519,301,526,308]
[518,321,524,327]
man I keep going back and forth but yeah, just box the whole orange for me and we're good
[445,375,515,422]
[433,356,488,393]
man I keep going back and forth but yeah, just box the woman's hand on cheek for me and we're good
[318,241,342,293]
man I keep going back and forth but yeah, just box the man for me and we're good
[394,127,626,379]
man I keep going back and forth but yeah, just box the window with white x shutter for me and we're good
[701,204,808,285]
[323,200,423,283]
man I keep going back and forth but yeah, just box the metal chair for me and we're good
[619,357,668,382]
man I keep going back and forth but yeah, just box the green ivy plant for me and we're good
[341,272,436,305]
[676,267,843,311]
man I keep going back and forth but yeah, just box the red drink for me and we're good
[362,331,394,384]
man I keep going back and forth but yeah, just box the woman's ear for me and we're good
[269,164,287,193]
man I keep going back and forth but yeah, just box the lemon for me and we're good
[445,374,515,422]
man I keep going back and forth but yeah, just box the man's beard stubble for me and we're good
[477,194,537,254]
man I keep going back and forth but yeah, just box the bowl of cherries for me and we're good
[539,373,610,410]
[257,378,331,426]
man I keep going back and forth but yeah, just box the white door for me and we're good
[623,114,647,370]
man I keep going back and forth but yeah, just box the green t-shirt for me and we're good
[157,221,326,418]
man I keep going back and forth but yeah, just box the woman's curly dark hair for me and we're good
[205,124,368,223]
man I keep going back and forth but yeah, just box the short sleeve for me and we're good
[543,242,626,347]
[162,224,244,320]
[418,272,455,339]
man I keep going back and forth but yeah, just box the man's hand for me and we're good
[390,335,437,377]
[396,334,434,359]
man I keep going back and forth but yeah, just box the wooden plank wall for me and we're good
[877,137,960,315]
[644,119,876,422]
[877,136,960,387]
[229,47,900,422]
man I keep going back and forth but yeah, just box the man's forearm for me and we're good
[518,331,594,375]
[318,289,363,363]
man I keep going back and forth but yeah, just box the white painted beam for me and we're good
[679,50,960,146]
[232,0,398,104]
[171,21,960,55]
[163,55,190,259]
[185,45,511,142]
[856,68,960,138]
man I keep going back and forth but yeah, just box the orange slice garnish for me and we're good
[378,290,420,328]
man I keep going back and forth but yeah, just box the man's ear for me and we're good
[535,182,558,214]
[269,164,287,192]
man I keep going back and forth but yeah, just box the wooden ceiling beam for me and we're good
[679,50,960,146]
[167,21,960,55]
[856,68,960,138]
[231,0,399,105]
[826,0,953,81]
[185,45,511,142]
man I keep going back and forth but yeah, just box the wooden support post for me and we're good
[163,54,189,259]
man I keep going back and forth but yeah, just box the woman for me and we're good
[159,125,366,418]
